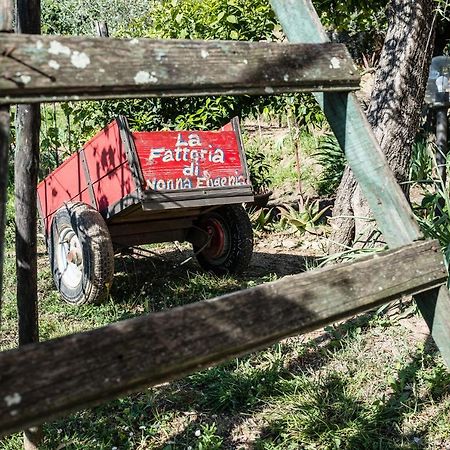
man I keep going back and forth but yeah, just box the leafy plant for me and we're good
[279,200,330,235]
[195,423,223,450]
[313,133,346,196]
[47,0,328,143]
[412,143,450,266]
[245,146,272,195]
[41,0,154,36]
[409,136,432,182]
[249,207,275,232]
[415,190,450,266]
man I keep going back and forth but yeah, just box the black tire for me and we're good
[49,202,114,305]
[193,205,253,275]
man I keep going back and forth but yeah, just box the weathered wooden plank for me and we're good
[0,240,446,437]
[0,35,359,103]
[270,0,422,247]
[270,0,450,368]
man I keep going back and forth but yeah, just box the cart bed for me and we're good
[37,116,253,237]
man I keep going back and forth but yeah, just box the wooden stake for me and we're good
[0,107,9,327]
[0,0,12,329]
[94,20,109,37]
[15,0,42,448]
[15,104,40,347]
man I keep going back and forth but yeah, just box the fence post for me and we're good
[15,0,42,448]
[94,20,109,37]
[0,0,12,328]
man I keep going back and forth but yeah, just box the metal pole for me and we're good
[436,107,448,186]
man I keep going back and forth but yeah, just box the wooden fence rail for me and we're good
[0,240,446,437]
[0,35,359,103]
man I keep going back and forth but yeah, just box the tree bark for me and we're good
[329,0,435,253]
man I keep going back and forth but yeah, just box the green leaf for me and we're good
[226,14,237,24]
[230,30,239,39]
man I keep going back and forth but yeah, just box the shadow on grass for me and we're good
[16,303,449,450]
[9,246,448,450]
[254,335,450,450]
[109,247,318,318]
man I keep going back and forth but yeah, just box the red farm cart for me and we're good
[37,116,254,305]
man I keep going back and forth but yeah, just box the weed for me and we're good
[412,143,450,267]
[195,423,223,450]
[313,133,346,197]
[279,200,330,235]
[249,207,275,232]
[409,137,432,183]
[245,144,273,194]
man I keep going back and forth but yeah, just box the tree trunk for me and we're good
[329,0,435,253]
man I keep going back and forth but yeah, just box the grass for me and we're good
[3,131,450,448]
[242,128,322,196]
[2,213,450,449]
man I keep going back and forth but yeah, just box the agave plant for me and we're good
[279,199,330,235]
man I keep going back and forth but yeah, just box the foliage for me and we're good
[279,200,330,235]
[195,423,223,449]
[249,207,275,232]
[315,0,388,36]
[39,0,391,163]
[54,0,328,150]
[313,133,346,196]
[313,0,388,64]
[127,0,278,42]
[435,0,450,22]
[41,0,154,36]
[38,0,394,165]
[412,143,450,267]
[409,136,433,182]
[245,145,272,194]
[415,188,450,266]
[39,104,74,177]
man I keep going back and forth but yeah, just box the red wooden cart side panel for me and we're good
[37,153,92,233]
[82,120,136,213]
[220,122,234,131]
[133,130,250,192]
[37,119,137,234]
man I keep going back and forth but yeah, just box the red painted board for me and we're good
[91,161,136,212]
[37,153,91,234]
[37,119,137,234]
[220,122,234,132]
[82,120,136,213]
[82,120,129,184]
[133,130,250,191]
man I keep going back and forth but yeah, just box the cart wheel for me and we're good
[193,205,253,275]
[49,202,114,305]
